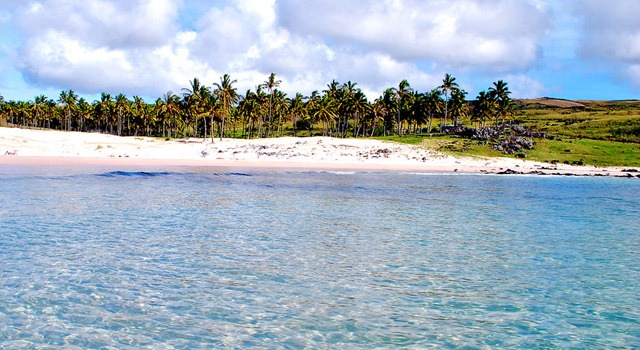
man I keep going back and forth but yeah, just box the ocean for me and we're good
[1,167,639,348]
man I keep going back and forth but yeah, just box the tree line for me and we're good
[0,73,513,141]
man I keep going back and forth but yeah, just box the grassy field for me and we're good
[383,98,640,167]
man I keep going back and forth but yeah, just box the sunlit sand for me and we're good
[0,127,629,176]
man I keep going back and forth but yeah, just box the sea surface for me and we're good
[0,166,639,349]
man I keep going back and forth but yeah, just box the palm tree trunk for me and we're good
[211,116,216,143]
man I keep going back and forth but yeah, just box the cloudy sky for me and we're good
[0,0,639,102]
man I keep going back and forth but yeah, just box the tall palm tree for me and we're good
[114,93,130,136]
[58,89,78,131]
[409,91,426,135]
[95,93,113,133]
[351,90,370,137]
[449,88,468,127]
[0,94,5,126]
[213,74,239,141]
[488,80,512,128]
[390,79,412,136]
[369,98,386,137]
[425,88,443,133]
[313,95,337,136]
[440,73,458,131]
[381,88,397,136]
[32,95,48,128]
[305,90,321,136]
[262,73,281,137]
[254,86,269,138]
[161,91,181,138]
[182,77,208,138]
[288,92,305,137]
[473,91,496,128]
[272,89,287,137]
[76,97,92,132]
[44,98,56,129]
[239,89,258,138]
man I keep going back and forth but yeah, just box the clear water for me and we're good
[0,167,639,349]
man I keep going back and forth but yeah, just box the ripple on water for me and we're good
[0,172,639,348]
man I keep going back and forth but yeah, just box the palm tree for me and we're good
[0,94,5,126]
[32,95,48,128]
[473,91,496,128]
[305,90,321,136]
[213,74,239,141]
[425,88,442,133]
[114,93,130,136]
[449,88,468,127]
[58,89,78,131]
[131,96,151,136]
[488,80,512,128]
[440,73,458,131]
[351,90,370,137]
[272,89,288,137]
[381,88,397,136]
[254,86,269,138]
[76,98,92,132]
[182,77,208,138]
[95,93,113,133]
[262,73,281,137]
[369,98,386,137]
[392,79,413,136]
[339,81,358,138]
[313,95,337,136]
[288,92,305,137]
[239,89,258,138]
[161,91,181,138]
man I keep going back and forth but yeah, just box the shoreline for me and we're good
[1,127,638,178]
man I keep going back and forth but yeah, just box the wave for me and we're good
[211,172,253,177]
[97,171,177,178]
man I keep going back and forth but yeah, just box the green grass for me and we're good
[383,134,640,167]
[527,138,640,167]
[514,100,640,143]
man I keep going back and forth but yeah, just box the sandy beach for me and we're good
[0,127,635,177]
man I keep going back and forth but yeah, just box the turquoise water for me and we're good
[0,168,639,348]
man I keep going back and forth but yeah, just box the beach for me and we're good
[0,126,633,176]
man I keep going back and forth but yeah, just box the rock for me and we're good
[497,168,523,175]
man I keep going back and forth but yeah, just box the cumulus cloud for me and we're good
[502,74,545,99]
[276,0,551,70]
[576,0,640,85]
[7,0,552,98]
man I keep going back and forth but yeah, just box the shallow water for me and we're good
[1,169,639,348]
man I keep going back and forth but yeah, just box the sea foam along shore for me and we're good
[0,126,633,176]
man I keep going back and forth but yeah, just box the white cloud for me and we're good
[276,0,551,70]
[8,0,552,99]
[503,74,545,99]
[576,0,640,85]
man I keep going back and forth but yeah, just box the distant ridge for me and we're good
[517,97,640,109]
[519,97,586,108]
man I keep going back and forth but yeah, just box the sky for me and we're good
[0,0,639,102]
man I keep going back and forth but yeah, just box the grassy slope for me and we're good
[383,99,640,167]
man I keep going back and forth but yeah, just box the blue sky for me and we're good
[0,0,639,102]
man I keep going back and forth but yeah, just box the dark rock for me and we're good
[497,168,523,175]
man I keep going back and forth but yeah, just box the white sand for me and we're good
[0,127,632,176]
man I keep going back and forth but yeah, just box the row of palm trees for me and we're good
[0,74,513,140]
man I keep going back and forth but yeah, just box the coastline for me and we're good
[1,127,637,177]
